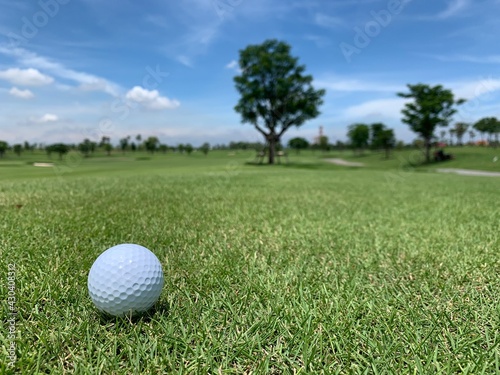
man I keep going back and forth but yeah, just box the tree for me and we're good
[493,120,500,147]
[396,140,405,150]
[397,84,465,163]
[159,144,168,154]
[473,118,488,141]
[453,122,469,146]
[144,136,159,153]
[370,123,395,158]
[335,140,346,152]
[78,139,92,157]
[199,142,210,156]
[379,129,396,158]
[120,136,130,153]
[288,137,309,154]
[347,123,370,155]
[13,144,23,157]
[473,117,500,146]
[47,143,69,160]
[0,141,7,158]
[184,143,194,155]
[370,123,384,148]
[233,39,325,164]
[318,135,329,152]
[23,141,33,153]
[135,134,142,151]
[103,143,112,156]
[99,136,112,156]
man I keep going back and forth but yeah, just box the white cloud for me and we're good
[438,0,469,19]
[40,113,59,122]
[9,86,34,99]
[125,86,180,110]
[421,0,470,20]
[225,60,242,73]
[314,13,344,28]
[0,46,121,96]
[31,113,59,123]
[449,77,500,100]
[0,68,53,86]
[304,35,332,48]
[429,54,500,64]
[176,55,193,67]
[226,60,238,70]
[316,77,403,93]
[343,98,409,119]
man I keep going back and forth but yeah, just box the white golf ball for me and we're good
[88,244,164,317]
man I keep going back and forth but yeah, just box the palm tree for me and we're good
[453,122,469,146]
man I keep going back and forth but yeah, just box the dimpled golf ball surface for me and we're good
[88,244,164,317]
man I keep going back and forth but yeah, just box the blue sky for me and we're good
[1,0,499,146]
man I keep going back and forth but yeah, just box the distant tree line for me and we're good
[0,115,498,161]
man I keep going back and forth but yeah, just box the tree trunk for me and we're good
[268,136,276,164]
[424,138,431,163]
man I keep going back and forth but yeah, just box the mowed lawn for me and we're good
[1,151,499,374]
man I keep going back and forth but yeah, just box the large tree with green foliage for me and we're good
[46,143,70,160]
[78,139,96,157]
[288,137,309,154]
[397,84,465,163]
[474,117,499,146]
[0,141,8,158]
[144,136,159,153]
[233,39,325,164]
[199,142,210,156]
[347,123,370,155]
[13,144,23,156]
[370,123,396,158]
[185,143,194,155]
[120,136,130,153]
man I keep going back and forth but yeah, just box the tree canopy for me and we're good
[288,137,309,153]
[0,141,8,158]
[234,39,325,164]
[397,84,465,162]
[370,123,396,158]
[46,143,70,160]
[144,136,160,153]
[474,117,500,145]
[347,123,370,154]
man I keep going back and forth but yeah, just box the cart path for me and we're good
[324,158,365,167]
[436,168,500,177]
[324,158,500,176]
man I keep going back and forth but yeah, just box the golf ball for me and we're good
[88,244,164,317]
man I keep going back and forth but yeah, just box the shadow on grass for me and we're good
[96,300,170,325]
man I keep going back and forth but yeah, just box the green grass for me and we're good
[1,150,499,373]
